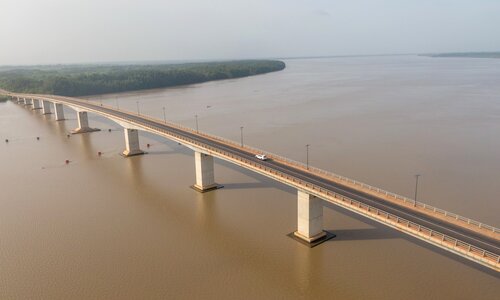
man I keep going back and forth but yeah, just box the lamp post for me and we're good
[414,174,421,208]
[195,114,199,133]
[306,144,310,170]
[136,101,140,116]
[163,106,166,123]
[115,98,119,110]
[240,126,244,147]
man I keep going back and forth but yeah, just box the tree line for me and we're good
[0,60,286,96]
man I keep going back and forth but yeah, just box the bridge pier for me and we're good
[71,111,100,134]
[53,103,64,120]
[32,99,42,110]
[42,101,52,114]
[294,190,327,243]
[192,152,220,192]
[23,98,30,106]
[122,128,144,157]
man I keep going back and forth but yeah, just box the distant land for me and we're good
[422,52,500,59]
[0,60,285,97]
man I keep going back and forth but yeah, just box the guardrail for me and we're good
[88,98,499,236]
[11,94,500,270]
[115,112,500,270]
[13,94,500,236]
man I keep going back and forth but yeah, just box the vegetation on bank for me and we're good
[0,60,286,97]
[422,52,500,59]
[0,95,8,102]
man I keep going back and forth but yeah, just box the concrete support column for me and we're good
[32,99,42,110]
[78,111,89,128]
[53,103,64,120]
[71,111,100,134]
[192,151,218,192]
[42,101,52,114]
[294,190,326,243]
[122,128,144,157]
[23,98,29,105]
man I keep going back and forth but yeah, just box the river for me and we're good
[1,55,499,299]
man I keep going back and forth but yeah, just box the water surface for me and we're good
[1,56,499,299]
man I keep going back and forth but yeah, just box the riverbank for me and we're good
[422,52,500,59]
[0,60,285,97]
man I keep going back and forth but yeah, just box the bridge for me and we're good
[2,91,499,272]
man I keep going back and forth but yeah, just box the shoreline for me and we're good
[0,60,286,97]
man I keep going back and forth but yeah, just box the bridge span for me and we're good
[3,92,500,272]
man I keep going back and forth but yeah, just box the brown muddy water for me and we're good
[1,56,499,299]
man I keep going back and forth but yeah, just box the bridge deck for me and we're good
[5,92,500,271]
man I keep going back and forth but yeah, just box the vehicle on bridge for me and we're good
[255,154,268,161]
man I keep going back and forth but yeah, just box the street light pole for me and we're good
[306,144,310,170]
[195,115,199,133]
[136,101,140,116]
[163,106,166,124]
[115,98,119,110]
[240,126,244,147]
[414,174,421,207]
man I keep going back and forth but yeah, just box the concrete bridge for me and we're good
[3,92,500,272]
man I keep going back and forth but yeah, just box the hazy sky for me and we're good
[1,0,499,65]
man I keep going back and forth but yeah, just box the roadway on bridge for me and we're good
[35,96,500,256]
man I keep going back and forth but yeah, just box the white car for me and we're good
[255,154,268,161]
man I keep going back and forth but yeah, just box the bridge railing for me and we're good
[15,95,499,268]
[181,123,500,235]
[10,93,499,270]
[20,94,500,235]
[127,120,500,268]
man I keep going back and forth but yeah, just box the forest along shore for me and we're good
[0,60,286,97]
[422,52,500,59]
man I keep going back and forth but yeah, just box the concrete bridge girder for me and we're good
[111,118,144,131]
[184,145,211,156]
[65,104,87,113]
